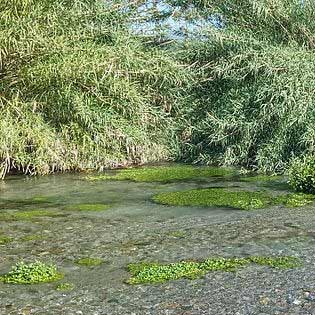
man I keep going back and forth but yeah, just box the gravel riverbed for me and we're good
[0,172,315,315]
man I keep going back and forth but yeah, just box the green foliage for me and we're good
[153,188,274,210]
[56,282,75,291]
[75,257,103,266]
[176,0,315,173]
[127,256,300,284]
[2,0,315,176]
[86,165,233,182]
[0,0,193,178]
[64,203,110,212]
[1,261,63,284]
[288,155,315,194]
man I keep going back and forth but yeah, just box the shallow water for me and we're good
[1,167,315,314]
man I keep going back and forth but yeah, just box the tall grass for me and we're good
[0,0,193,177]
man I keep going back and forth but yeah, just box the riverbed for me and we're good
[1,166,315,314]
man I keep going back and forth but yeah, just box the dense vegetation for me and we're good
[2,0,315,178]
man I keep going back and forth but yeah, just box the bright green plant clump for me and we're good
[86,165,233,182]
[75,257,103,266]
[127,256,300,284]
[56,282,75,291]
[289,156,315,194]
[1,261,63,284]
[153,188,273,210]
[64,204,110,212]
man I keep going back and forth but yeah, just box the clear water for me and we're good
[1,167,314,314]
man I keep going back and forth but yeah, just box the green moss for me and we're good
[1,261,63,284]
[276,193,315,208]
[64,203,110,212]
[75,257,103,266]
[127,256,300,284]
[153,188,274,210]
[14,210,61,220]
[56,282,75,291]
[86,165,234,183]
[0,235,12,244]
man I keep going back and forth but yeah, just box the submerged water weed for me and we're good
[276,193,315,208]
[1,261,63,284]
[14,210,61,220]
[64,204,110,212]
[56,282,75,291]
[0,235,12,244]
[86,165,234,183]
[127,256,300,284]
[241,175,283,182]
[153,188,273,210]
[249,256,301,269]
[167,230,186,238]
[75,257,103,266]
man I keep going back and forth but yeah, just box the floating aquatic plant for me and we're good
[75,257,103,266]
[153,188,274,210]
[86,165,234,183]
[0,261,63,284]
[127,256,300,284]
[56,282,75,291]
[64,204,110,212]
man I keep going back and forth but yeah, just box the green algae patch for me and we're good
[276,193,315,208]
[127,256,300,284]
[86,165,234,183]
[153,188,274,210]
[56,282,75,291]
[14,210,61,220]
[0,235,12,245]
[75,257,103,266]
[0,212,17,222]
[167,230,186,238]
[0,261,63,284]
[64,203,110,212]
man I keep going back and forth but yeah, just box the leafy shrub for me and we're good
[289,156,315,194]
